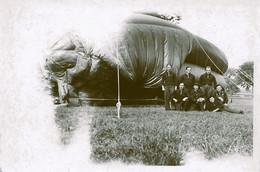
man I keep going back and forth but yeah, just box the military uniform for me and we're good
[179,73,195,93]
[206,96,223,112]
[199,73,217,98]
[189,88,205,111]
[171,88,189,111]
[209,88,243,113]
[162,70,176,110]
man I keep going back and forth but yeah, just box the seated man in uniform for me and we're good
[207,84,244,114]
[189,82,205,111]
[206,96,223,112]
[171,83,189,111]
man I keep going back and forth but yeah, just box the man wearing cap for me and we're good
[189,82,205,111]
[199,66,217,99]
[207,84,244,114]
[179,66,195,93]
[162,64,177,111]
[171,82,189,111]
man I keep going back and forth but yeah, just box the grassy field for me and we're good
[55,97,253,166]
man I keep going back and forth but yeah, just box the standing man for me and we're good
[162,64,176,111]
[179,66,195,93]
[199,66,217,99]
[171,83,189,111]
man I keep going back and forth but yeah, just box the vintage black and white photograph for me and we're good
[0,0,259,171]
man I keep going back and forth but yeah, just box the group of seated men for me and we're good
[162,65,244,114]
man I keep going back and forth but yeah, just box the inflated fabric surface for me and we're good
[105,13,228,88]
[44,13,228,101]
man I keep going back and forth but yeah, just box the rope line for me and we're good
[78,98,164,101]
[192,34,252,88]
[225,75,240,88]
[194,34,253,85]
[198,34,253,86]
[230,68,252,87]
[237,68,253,81]
[232,68,253,82]
[116,40,121,119]
[192,34,225,74]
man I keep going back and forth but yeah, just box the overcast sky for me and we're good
[1,0,259,69]
[0,1,259,171]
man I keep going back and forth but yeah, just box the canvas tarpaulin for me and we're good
[45,32,92,101]
[44,13,228,100]
[105,13,228,88]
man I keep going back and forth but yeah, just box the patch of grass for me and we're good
[91,111,183,165]
[54,97,253,165]
[90,98,253,165]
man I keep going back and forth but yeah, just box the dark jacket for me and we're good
[171,89,189,103]
[199,73,217,87]
[189,88,205,103]
[210,89,228,104]
[207,100,223,111]
[179,73,195,88]
[162,70,176,86]
[207,88,228,111]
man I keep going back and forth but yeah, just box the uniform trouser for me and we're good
[164,86,175,110]
[190,102,205,111]
[185,85,193,94]
[173,101,189,111]
[208,101,241,113]
[201,85,213,110]
[207,102,218,111]
[200,85,213,98]
[223,105,241,113]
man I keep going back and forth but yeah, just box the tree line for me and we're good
[224,61,254,94]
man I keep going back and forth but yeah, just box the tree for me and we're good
[224,68,240,94]
[236,61,253,91]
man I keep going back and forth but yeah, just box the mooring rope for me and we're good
[116,41,121,119]
[192,34,252,88]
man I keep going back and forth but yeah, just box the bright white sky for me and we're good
[1,0,259,68]
[0,1,260,171]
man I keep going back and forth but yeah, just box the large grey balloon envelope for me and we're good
[105,13,228,88]
[44,13,228,102]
